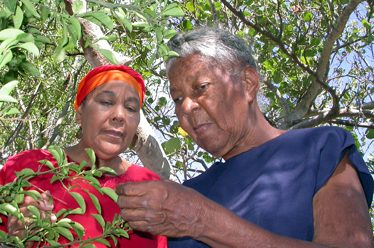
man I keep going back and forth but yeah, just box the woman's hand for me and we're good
[116,180,208,238]
[7,191,56,247]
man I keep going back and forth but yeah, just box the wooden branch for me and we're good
[208,0,220,28]
[289,0,363,122]
[1,83,41,159]
[263,78,290,120]
[328,119,374,129]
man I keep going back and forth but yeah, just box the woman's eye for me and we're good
[100,101,112,106]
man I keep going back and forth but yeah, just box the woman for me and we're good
[116,28,373,247]
[0,65,167,247]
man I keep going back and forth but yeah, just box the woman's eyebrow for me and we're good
[97,90,115,96]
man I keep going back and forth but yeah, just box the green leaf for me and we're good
[27,205,41,219]
[0,203,21,219]
[110,234,118,246]
[72,222,85,239]
[0,51,13,69]
[162,7,184,17]
[82,176,101,187]
[101,187,118,202]
[34,35,52,44]
[53,46,66,63]
[13,6,23,29]
[68,208,84,215]
[70,192,86,213]
[16,33,34,43]
[186,2,195,12]
[72,0,83,14]
[15,42,39,57]
[91,214,105,231]
[88,192,101,214]
[82,244,97,248]
[164,3,178,11]
[96,48,119,65]
[91,11,113,31]
[46,239,60,246]
[0,230,7,240]
[366,128,374,139]
[84,148,96,167]
[15,168,35,177]
[55,226,74,241]
[38,159,55,170]
[57,221,73,229]
[56,208,67,218]
[68,17,82,40]
[19,61,40,76]
[155,28,162,42]
[20,0,40,18]
[23,190,42,201]
[115,11,132,33]
[4,107,20,116]
[163,29,177,39]
[50,174,59,184]
[48,145,68,166]
[361,19,371,30]
[162,137,181,154]
[0,80,18,101]
[303,12,313,22]
[2,0,17,13]
[98,167,117,175]
[114,228,129,238]
[95,239,111,246]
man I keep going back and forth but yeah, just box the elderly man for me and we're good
[116,28,373,248]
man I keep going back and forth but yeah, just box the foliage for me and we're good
[0,0,373,240]
[0,146,129,247]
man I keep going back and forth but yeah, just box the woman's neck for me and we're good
[63,144,130,175]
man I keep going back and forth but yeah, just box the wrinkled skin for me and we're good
[116,55,373,247]
[116,180,207,238]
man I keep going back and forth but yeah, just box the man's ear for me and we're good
[243,66,260,103]
[76,105,82,124]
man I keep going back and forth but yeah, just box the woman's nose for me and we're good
[111,105,125,122]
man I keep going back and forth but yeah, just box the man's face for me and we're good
[168,54,254,159]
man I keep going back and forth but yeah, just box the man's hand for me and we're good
[116,180,207,239]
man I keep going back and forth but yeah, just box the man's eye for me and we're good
[197,84,209,91]
[173,96,183,103]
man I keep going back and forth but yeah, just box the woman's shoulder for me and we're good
[4,149,53,168]
[126,164,162,181]
[1,149,55,185]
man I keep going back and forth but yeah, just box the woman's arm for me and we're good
[116,152,372,248]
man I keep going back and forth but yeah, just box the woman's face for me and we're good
[76,80,140,160]
[168,54,257,159]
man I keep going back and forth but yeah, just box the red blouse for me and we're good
[0,149,167,248]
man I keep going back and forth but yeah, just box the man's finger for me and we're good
[116,181,151,196]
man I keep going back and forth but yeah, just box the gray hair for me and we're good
[166,28,257,75]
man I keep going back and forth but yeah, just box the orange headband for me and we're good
[74,70,143,111]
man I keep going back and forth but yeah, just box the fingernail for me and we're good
[44,201,54,210]
[50,215,57,222]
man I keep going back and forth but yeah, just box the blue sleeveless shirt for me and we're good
[168,127,373,247]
